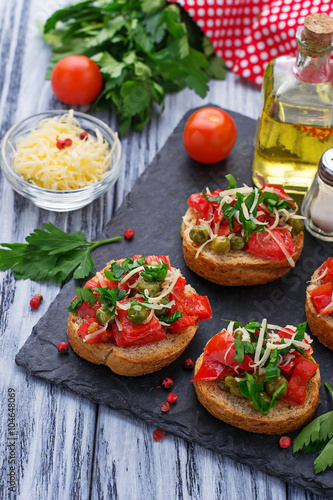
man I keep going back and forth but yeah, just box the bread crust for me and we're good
[306,266,333,351]
[193,353,321,434]
[66,263,199,376]
[181,208,304,286]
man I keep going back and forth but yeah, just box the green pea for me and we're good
[211,236,230,254]
[127,305,149,324]
[224,376,237,388]
[95,307,114,326]
[290,218,304,236]
[189,224,209,244]
[265,375,288,398]
[155,296,170,317]
[229,386,246,398]
[135,280,161,297]
[230,233,246,250]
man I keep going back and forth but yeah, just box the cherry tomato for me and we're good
[183,107,237,164]
[51,55,103,105]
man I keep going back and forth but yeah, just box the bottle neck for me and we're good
[294,27,333,83]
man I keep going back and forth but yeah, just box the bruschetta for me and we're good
[181,175,304,286]
[67,254,212,376]
[306,257,333,351]
[192,319,320,434]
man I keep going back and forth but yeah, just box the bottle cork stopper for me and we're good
[303,14,333,47]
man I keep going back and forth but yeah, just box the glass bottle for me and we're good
[252,13,333,195]
[301,148,333,241]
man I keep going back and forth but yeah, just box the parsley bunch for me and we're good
[42,0,226,135]
[293,383,333,473]
[0,223,121,283]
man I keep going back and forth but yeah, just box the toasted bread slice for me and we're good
[193,353,320,434]
[181,208,304,286]
[306,266,333,351]
[67,262,200,376]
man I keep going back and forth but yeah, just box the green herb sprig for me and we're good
[43,0,226,135]
[0,222,122,284]
[293,383,333,473]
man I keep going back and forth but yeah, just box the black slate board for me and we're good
[16,109,333,497]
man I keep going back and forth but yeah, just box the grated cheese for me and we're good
[13,110,116,190]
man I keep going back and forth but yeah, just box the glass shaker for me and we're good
[301,148,333,241]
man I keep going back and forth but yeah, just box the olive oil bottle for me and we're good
[252,14,333,195]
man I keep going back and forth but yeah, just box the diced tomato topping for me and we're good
[84,279,98,289]
[112,322,166,347]
[247,229,297,262]
[182,294,212,321]
[218,219,243,236]
[318,257,333,284]
[192,353,233,381]
[309,282,333,314]
[282,357,318,405]
[187,192,211,220]
[262,183,294,202]
[77,318,114,344]
[116,299,162,340]
[167,312,198,333]
[204,330,254,372]
[77,301,100,319]
[278,350,302,375]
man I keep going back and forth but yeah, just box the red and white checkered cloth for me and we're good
[175,0,333,86]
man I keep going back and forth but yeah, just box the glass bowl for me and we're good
[0,110,122,212]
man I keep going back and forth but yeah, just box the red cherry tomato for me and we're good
[183,107,237,164]
[51,55,103,105]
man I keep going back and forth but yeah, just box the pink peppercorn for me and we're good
[124,229,135,239]
[57,341,69,354]
[30,294,43,309]
[167,393,177,404]
[279,436,291,449]
[162,377,173,389]
[153,429,165,442]
[184,358,194,370]
[161,401,170,413]
[80,131,88,140]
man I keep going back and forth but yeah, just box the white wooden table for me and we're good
[0,1,326,499]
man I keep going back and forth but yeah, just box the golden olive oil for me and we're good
[252,16,333,195]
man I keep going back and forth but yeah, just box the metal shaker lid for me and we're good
[319,148,333,186]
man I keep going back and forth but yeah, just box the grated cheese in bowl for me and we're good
[12,109,117,190]
[0,110,122,211]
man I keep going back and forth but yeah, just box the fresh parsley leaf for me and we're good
[95,287,127,315]
[0,223,122,284]
[225,174,237,190]
[159,310,183,324]
[68,287,96,313]
[105,256,147,281]
[293,383,333,473]
[264,349,280,382]
[140,261,168,282]
[233,339,257,364]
